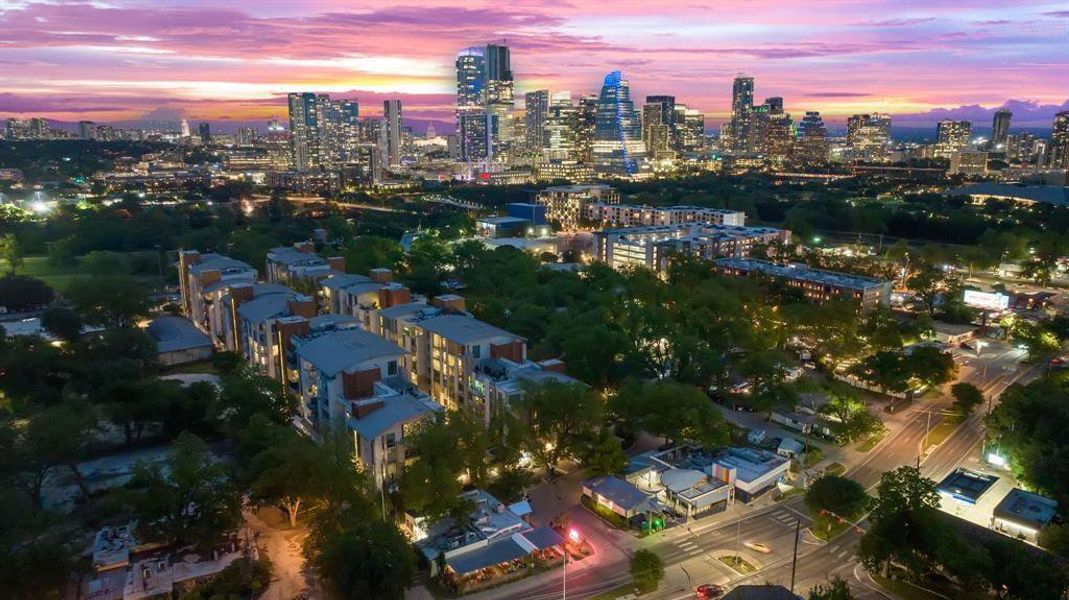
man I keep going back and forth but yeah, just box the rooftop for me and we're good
[187,253,254,277]
[418,314,522,345]
[267,246,328,266]
[715,258,889,291]
[347,387,441,439]
[379,301,434,320]
[320,273,372,291]
[477,216,530,226]
[993,488,1058,529]
[236,290,297,322]
[714,447,790,484]
[592,202,745,215]
[583,475,654,511]
[145,316,212,353]
[937,468,999,505]
[296,329,405,377]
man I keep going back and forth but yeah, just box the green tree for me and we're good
[0,233,23,275]
[39,306,82,342]
[907,263,945,317]
[214,367,297,433]
[131,432,242,549]
[0,275,54,311]
[904,346,957,388]
[342,236,404,275]
[66,274,149,327]
[46,238,76,269]
[581,428,628,476]
[81,250,130,274]
[1038,523,1069,559]
[805,475,868,534]
[950,382,984,415]
[305,520,415,600]
[612,380,728,448]
[8,403,96,508]
[629,549,664,593]
[858,466,943,579]
[517,381,603,471]
[807,577,857,600]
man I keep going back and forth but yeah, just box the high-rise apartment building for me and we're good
[455,47,488,163]
[990,110,1012,150]
[483,43,515,158]
[198,122,211,145]
[846,113,891,161]
[288,92,321,170]
[383,100,402,168]
[288,93,362,170]
[642,103,672,160]
[1050,111,1069,170]
[763,98,793,166]
[543,92,577,161]
[78,121,96,140]
[796,111,828,165]
[593,71,647,176]
[525,90,549,152]
[575,95,598,165]
[935,120,972,158]
[726,75,757,155]
[674,105,705,157]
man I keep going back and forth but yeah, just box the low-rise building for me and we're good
[991,488,1058,543]
[582,475,660,520]
[236,289,316,380]
[715,259,892,311]
[584,203,746,228]
[145,316,213,366]
[470,357,579,423]
[535,184,619,230]
[595,224,789,272]
[711,447,791,503]
[265,242,344,284]
[318,269,411,330]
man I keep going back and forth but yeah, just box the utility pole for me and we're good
[789,518,801,593]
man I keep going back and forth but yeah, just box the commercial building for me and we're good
[594,224,790,272]
[625,446,733,520]
[584,203,746,228]
[949,151,988,176]
[935,120,972,158]
[581,476,660,520]
[710,447,791,503]
[535,184,619,230]
[592,71,647,176]
[383,100,403,168]
[725,74,758,156]
[264,242,344,284]
[795,111,828,165]
[293,327,440,487]
[715,258,892,311]
[524,90,549,151]
[937,468,999,506]
[990,109,1012,150]
[991,488,1057,543]
[946,182,1069,207]
[846,113,891,161]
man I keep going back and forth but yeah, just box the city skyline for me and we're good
[1,1,1068,129]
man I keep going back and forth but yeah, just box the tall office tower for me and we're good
[574,95,598,165]
[673,105,706,156]
[796,111,828,165]
[483,43,515,160]
[198,122,211,145]
[525,90,550,151]
[180,119,191,138]
[592,71,647,175]
[1052,111,1069,169]
[288,92,321,170]
[765,112,795,166]
[267,118,284,132]
[764,97,783,114]
[237,127,255,146]
[934,120,972,158]
[322,98,359,163]
[990,109,1012,150]
[728,74,757,155]
[78,121,96,140]
[645,95,677,127]
[383,100,402,168]
[543,92,577,160]
[846,113,892,161]
[455,47,488,162]
[642,103,672,159]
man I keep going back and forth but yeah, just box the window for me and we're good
[384,432,396,448]
[387,360,398,376]
[471,344,482,359]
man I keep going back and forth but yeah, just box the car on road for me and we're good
[696,584,723,598]
[744,541,772,554]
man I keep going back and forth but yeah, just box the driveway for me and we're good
[245,507,315,600]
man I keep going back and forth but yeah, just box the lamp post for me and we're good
[563,528,579,599]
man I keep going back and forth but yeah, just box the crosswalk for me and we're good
[767,508,797,527]
[825,543,852,560]
[673,537,705,557]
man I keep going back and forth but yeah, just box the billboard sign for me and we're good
[963,290,1010,311]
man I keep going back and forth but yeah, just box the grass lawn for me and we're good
[923,415,963,451]
[824,462,846,476]
[16,255,167,295]
[590,583,640,600]
[810,515,853,541]
[870,574,948,600]
[718,555,757,574]
[856,429,888,452]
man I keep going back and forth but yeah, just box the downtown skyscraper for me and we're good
[846,113,892,161]
[726,74,759,155]
[383,100,402,168]
[990,109,1012,150]
[592,71,647,175]
[454,42,515,166]
[524,90,549,152]
[287,92,361,170]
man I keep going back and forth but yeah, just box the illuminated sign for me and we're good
[963,290,1010,311]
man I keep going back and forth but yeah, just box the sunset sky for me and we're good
[1,1,1067,130]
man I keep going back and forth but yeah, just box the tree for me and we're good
[0,275,54,311]
[246,427,350,527]
[1038,523,1069,559]
[629,549,664,593]
[858,466,943,578]
[950,382,984,415]
[907,264,945,317]
[818,389,883,443]
[131,432,242,549]
[613,380,729,448]
[7,403,96,509]
[581,428,628,476]
[517,381,603,472]
[65,274,149,327]
[0,530,77,600]
[904,346,957,388]
[305,520,415,600]
[39,306,82,342]
[342,236,404,275]
[808,577,857,600]
[214,367,297,433]
[805,476,868,533]
[0,233,23,275]
[81,250,130,274]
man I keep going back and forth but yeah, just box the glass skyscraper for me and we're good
[593,71,647,175]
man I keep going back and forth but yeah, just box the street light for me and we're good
[563,528,579,599]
